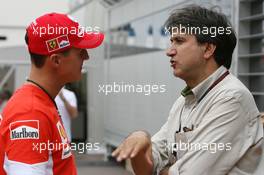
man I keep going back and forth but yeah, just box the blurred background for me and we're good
[0,0,263,174]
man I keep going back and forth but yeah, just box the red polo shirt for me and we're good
[0,84,77,175]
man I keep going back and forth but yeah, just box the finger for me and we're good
[112,141,125,157]
[112,145,122,157]
[116,144,129,162]
[130,144,140,158]
[124,144,135,158]
[117,153,123,162]
[116,141,136,161]
[118,144,134,160]
[111,149,119,157]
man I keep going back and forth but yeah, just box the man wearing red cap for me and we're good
[0,13,104,175]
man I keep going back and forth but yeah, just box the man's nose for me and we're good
[166,46,177,57]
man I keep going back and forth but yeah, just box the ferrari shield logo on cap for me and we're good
[46,38,59,52]
[46,35,70,52]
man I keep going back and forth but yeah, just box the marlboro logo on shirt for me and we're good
[9,120,39,140]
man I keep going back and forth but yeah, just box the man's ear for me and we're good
[49,54,61,67]
[203,43,216,60]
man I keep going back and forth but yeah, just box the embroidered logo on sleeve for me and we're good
[9,120,39,140]
[46,35,70,52]
[56,121,71,159]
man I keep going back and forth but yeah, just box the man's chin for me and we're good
[173,70,180,77]
[173,70,185,80]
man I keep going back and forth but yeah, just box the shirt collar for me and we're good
[181,66,228,101]
[181,86,193,97]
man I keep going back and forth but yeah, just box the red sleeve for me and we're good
[2,110,53,164]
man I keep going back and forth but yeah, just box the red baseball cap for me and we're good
[26,12,104,55]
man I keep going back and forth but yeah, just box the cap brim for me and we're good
[73,32,104,49]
